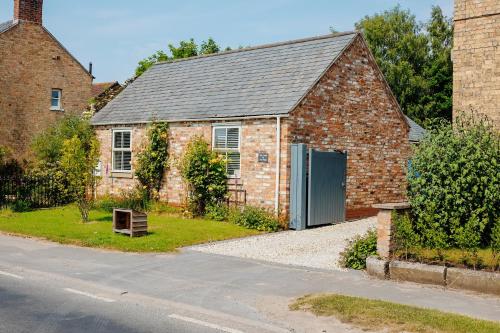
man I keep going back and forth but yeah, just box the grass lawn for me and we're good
[0,205,260,252]
[291,294,500,333]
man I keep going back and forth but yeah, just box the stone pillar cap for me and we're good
[373,202,410,210]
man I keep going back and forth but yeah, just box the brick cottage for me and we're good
[0,0,93,160]
[92,32,423,220]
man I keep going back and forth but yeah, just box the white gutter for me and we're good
[274,116,281,214]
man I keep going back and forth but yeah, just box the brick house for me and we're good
[0,0,93,160]
[453,0,500,127]
[92,32,419,220]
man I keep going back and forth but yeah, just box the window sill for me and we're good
[111,172,133,179]
[50,107,64,112]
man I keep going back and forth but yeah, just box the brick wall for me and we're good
[0,21,92,160]
[453,0,500,127]
[95,118,286,212]
[287,35,411,219]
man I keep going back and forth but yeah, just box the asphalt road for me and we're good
[0,234,498,333]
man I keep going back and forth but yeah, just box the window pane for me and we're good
[114,132,123,148]
[214,128,226,149]
[51,98,59,107]
[122,151,132,171]
[113,151,123,170]
[226,128,239,149]
[227,152,240,176]
[51,90,60,99]
[122,132,131,149]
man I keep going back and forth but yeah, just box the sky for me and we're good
[0,0,453,83]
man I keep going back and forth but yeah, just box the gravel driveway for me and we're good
[190,217,376,271]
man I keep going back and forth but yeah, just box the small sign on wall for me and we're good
[258,152,269,163]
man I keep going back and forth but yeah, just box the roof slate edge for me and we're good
[0,20,18,34]
[91,113,289,126]
[153,31,359,67]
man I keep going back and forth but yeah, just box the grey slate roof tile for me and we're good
[0,20,17,34]
[405,116,426,142]
[92,32,359,125]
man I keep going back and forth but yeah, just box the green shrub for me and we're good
[205,202,229,221]
[96,187,150,213]
[228,206,280,232]
[11,200,32,212]
[179,136,228,216]
[149,201,181,214]
[491,220,500,270]
[135,121,169,200]
[393,211,421,260]
[339,229,377,270]
[408,112,499,250]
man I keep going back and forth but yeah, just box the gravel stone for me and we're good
[191,217,376,271]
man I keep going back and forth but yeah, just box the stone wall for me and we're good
[95,118,288,212]
[287,35,411,219]
[0,22,92,160]
[453,0,500,127]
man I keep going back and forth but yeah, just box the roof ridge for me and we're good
[153,31,359,66]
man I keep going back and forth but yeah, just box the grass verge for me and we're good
[290,294,500,333]
[0,205,259,252]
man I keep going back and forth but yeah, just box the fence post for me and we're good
[372,202,411,259]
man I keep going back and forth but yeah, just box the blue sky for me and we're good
[1,0,453,83]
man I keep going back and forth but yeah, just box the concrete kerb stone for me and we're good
[447,267,500,296]
[366,256,388,279]
[389,260,446,286]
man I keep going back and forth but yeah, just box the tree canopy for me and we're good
[355,6,453,125]
[135,38,224,77]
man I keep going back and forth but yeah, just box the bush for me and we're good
[96,187,150,213]
[11,200,32,212]
[393,211,420,260]
[228,206,280,232]
[205,202,229,221]
[135,121,169,200]
[408,112,499,250]
[179,136,228,216]
[339,229,377,270]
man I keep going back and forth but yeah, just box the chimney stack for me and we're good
[14,0,44,25]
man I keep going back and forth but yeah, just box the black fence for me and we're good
[0,175,71,209]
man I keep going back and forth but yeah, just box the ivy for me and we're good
[135,121,169,201]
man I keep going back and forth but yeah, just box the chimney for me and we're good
[14,0,44,25]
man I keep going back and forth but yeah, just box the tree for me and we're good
[60,132,100,223]
[355,5,453,125]
[135,38,223,77]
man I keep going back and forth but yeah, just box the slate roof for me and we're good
[405,116,426,142]
[91,32,360,125]
[0,20,17,34]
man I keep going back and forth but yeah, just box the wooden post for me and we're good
[372,202,410,259]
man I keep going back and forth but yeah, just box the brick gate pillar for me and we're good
[372,202,410,259]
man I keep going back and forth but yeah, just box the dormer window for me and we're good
[51,89,62,110]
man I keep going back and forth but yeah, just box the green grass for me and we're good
[290,294,500,333]
[0,205,260,252]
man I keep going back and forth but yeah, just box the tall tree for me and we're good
[355,6,453,125]
[135,38,223,77]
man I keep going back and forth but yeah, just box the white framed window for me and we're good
[112,130,132,172]
[51,89,62,110]
[212,126,241,177]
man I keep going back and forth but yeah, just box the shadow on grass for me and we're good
[94,215,113,222]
